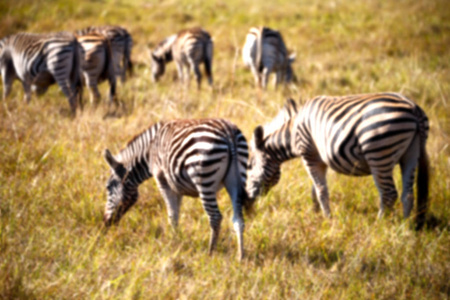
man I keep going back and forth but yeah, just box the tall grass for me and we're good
[1,0,449,298]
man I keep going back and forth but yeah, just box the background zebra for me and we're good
[77,33,116,106]
[242,26,296,89]
[77,25,133,83]
[103,119,250,260]
[150,27,213,89]
[247,93,429,229]
[0,32,82,113]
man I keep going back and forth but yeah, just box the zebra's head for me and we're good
[246,126,282,199]
[150,52,165,82]
[103,149,138,227]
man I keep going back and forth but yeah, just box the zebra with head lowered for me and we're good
[150,27,213,89]
[242,26,296,89]
[77,25,133,83]
[0,32,82,113]
[103,118,251,260]
[76,33,116,106]
[247,93,429,229]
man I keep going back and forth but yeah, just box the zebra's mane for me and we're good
[262,99,298,137]
[116,122,163,167]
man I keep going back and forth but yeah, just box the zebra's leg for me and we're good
[2,74,13,100]
[399,135,420,219]
[371,168,398,219]
[199,191,222,256]
[189,60,202,90]
[311,185,321,213]
[88,83,101,106]
[274,70,282,90]
[21,81,32,103]
[303,158,331,217]
[175,61,184,85]
[155,172,182,228]
[261,67,272,90]
[224,165,245,261]
[56,79,77,114]
[249,64,260,88]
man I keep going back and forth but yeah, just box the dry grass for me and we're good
[1,0,449,299]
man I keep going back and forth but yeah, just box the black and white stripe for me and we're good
[150,27,213,89]
[77,25,133,83]
[103,118,250,259]
[77,33,116,105]
[0,32,82,113]
[242,26,296,89]
[247,93,429,229]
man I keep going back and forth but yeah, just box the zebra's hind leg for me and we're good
[371,167,398,219]
[303,158,331,217]
[199,191,222,256]
[399,135,420,219]
[190,61,202,90]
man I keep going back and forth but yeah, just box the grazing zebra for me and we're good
[0,32,82,113]
[103,119,250,259]
[76,33,116,105]
[150,27,213,89]
[242,26,296,89]
[247,93,429,229]
[77,25,133,83]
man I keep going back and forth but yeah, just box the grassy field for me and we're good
[1,0,449,298]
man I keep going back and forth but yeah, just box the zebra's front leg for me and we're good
[175,61,184,85]
[311,185,321,213]
[371,168,398,219]
[21,81,32,103]
[155,172,182,228]
[303,158,331,217]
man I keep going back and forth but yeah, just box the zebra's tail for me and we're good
[415,105,429,230]
[125,34,133,78]
[256,26,264,74]
[72,39,83,111]
[231,127,254,214]
[203,37,213,86]
[103,39,117,105]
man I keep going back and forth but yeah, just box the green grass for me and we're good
[1,0,449,298]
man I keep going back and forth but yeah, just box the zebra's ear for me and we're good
[104,149,127,178]
[253,126,265,150]
[285,98,297,111]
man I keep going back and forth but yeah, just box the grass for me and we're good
[1,0,449,298]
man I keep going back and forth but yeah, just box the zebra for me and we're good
[76,33,116,106]
[242,26,296,89]
[150,27,213,89]
[0,32,82,114]
[76,25,133,83]
[103,118,250,260]
[246,93,429,229]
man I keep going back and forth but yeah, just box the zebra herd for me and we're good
[0,25,430,260]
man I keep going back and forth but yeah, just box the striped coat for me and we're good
[103,119,250,260]
[77,33,116,105]
[0,32,82,113]
[242,27,296,89]
[77,25,133,83]
[150,27,213,89]
[247,93,429,229]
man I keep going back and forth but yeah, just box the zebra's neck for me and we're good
[117,123,161,186]
[154,34,177,62]
[263,117,298,164]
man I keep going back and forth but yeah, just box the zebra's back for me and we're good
[153,118,247,197]
[297,93,428,175]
